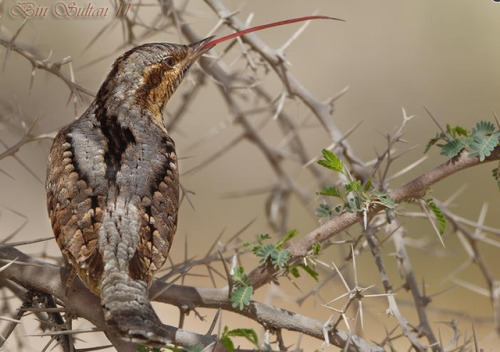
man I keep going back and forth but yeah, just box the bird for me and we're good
[45,15,338,347]
[45,37,215,345]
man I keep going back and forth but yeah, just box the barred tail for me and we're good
[100,271,170,345]
[99,199,171,346]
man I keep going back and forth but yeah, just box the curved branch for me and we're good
[0,246,382,352]
[248,147,500,288]
[0,247,214,350]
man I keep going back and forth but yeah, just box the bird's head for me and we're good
[95,16,340,125]
[96,37,213,122]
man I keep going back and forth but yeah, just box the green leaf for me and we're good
[364,178,372,192]
[219,336,235,352]
[289,266,300,278]
[256,243,277,263]
[425,198,446,235]
[276,229,298,249]
[257,233,271,244]
[469,132,499,162]
[299,264,319,281]
[446,124,468,138]
[313,242,322,256]
[243,242,253,250]
[271,249,291,268]
[374,191,396,209]
[316,203,333,219]
[224,328,259,346]
[317,149,344,172]
[493,168,500,190]
[344,196,363,213]
[319,186,342,198]
[455,125,468,136]
[231,286,253,310]
[472,121,496,135]
[440,138,470,158]
[345,180,362,194]
[232,266,251,287]
[425,133,445,153]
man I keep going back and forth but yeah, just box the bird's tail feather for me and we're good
[99,200,171,346]
[100,270,171,346]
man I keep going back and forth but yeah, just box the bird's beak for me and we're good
[184,16,341,64]
[187,36,216,62]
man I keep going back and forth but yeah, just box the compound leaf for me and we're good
[231,286,253,310]
[318,149,344,172]
[271,249,291,268]
[469,132,499,162]
[256,244,276,263]
[319,186,342,198]
[425,198,446,235]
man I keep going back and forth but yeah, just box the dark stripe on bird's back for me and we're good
[97,111,137,182]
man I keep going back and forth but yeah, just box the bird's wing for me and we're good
[46,116,108,292]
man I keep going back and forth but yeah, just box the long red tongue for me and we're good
[201,15,344,51]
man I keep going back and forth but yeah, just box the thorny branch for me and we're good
[0,246,382,352]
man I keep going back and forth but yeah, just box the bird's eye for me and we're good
[165,57,176,68]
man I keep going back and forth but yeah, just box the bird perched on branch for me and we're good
[45,15,338,346]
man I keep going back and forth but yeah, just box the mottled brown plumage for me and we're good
[46,38,212,345]
[45,15,336,347]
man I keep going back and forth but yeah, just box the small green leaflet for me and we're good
[230,267,253,310]
[344,196,363,213]
[220,335,235,352]
[256,244,276,263]
[472,121,495,135]
[440,138,470,158]
[288,264,319,281]
[220,326,259,352]
[317,149,344,172]
[374,191,396,209]
[289,266,300,278]
[271,249,291,268]
[319,186,342,198]
[313,242,321,255]
[364,178,372,192]
[469,132,499,162]
[425,132,445,154]
[224,328,259,345]
[276,229,298,249]
[316,203,333,219]
[428,121,499,162]
[256,233,271,244]
[299,264,319,281]
[345,180,362,193]
[425,198,446,235]
[232,266,251,287]
[231,286,253,310]
[446,123,468,138]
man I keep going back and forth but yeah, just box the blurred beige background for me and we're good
[1,0,499,350]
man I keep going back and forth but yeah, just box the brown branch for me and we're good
[248,147,500,289]
[0,247,215,350]
[0,246,383,352]
[0,38,93,98]
[201,0,369,181]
